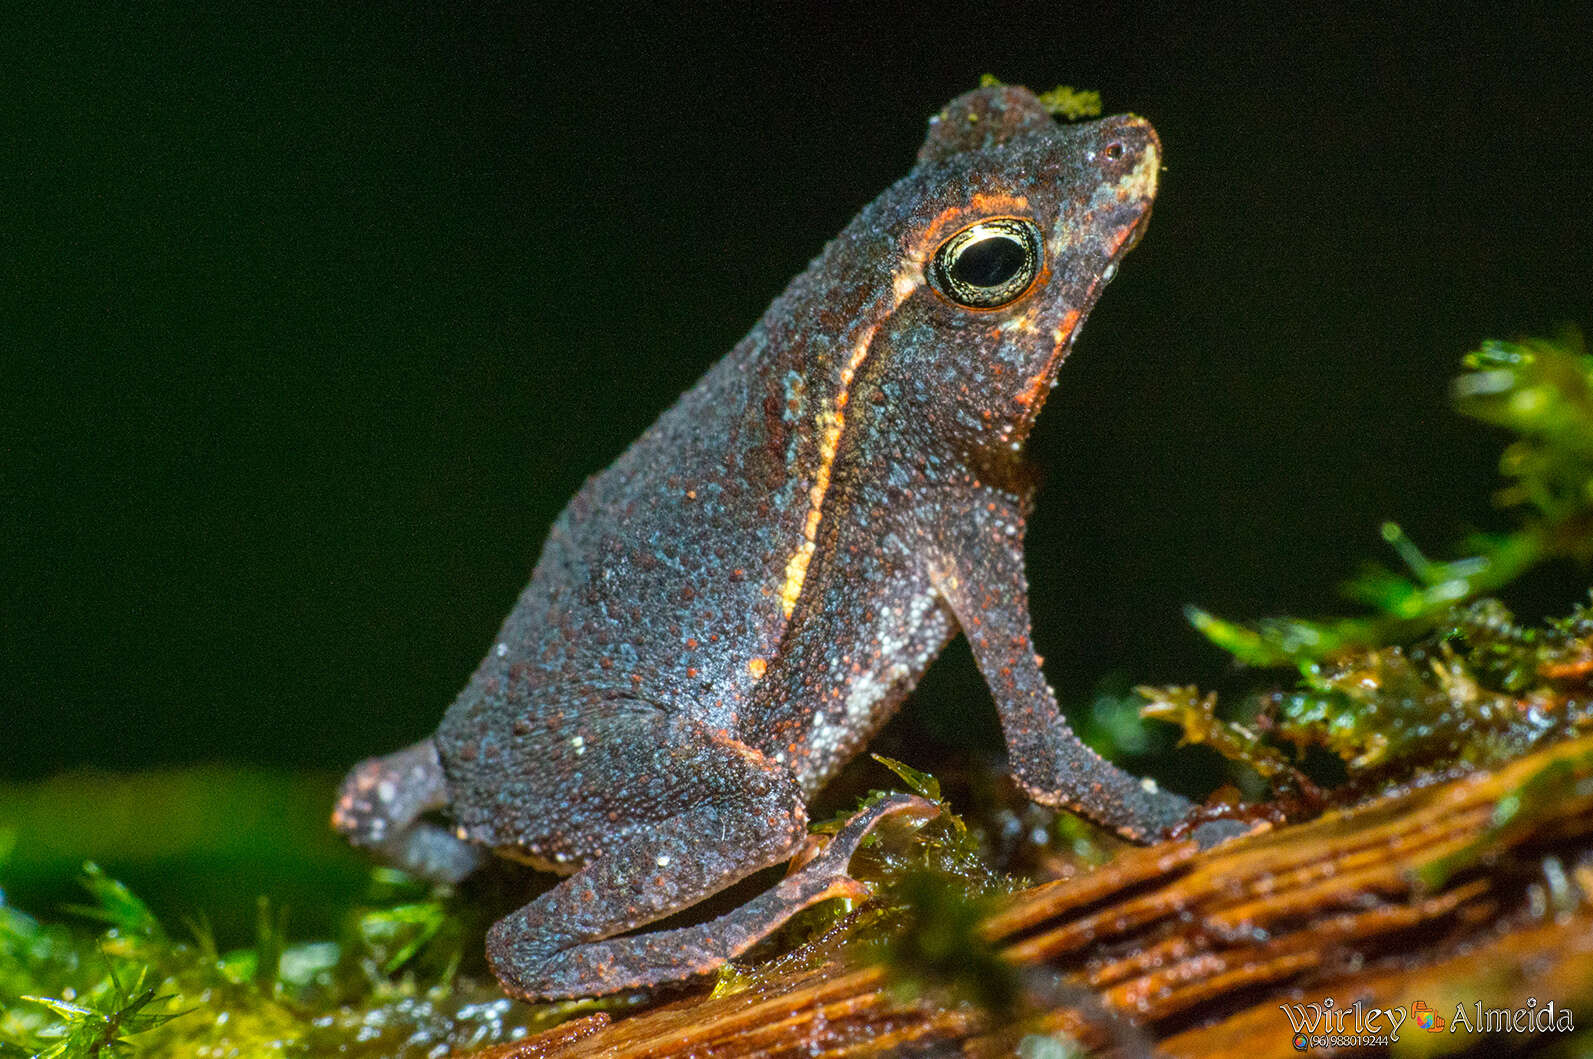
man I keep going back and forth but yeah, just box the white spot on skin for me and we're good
[802,591,943,781]
[656,854,671,867]
[570,735,586,756]
[376,779,396,803]
[1140,777,1160,794]
[495,642,508,658]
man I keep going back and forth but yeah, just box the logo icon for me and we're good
[1412,1001,1446,1032]
[1292,1031,1310,1050]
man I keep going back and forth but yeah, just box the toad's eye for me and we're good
[929,217,1043,309]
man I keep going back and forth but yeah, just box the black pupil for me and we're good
[952,234,1026,288]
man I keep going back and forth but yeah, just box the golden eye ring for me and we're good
[929,217,1043,309]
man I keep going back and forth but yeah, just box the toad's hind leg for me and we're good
[483,717,933,1001]
[510,791,936,1000]
[333,738,485,883]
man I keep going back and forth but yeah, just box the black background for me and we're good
[7,6,1592,786]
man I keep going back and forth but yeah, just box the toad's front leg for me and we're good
[484,716,933,1001]
[926,487,1194,842]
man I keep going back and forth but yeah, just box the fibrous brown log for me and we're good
[468,733,1593,1057]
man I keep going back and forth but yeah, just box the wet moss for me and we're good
[0,859,629,1056]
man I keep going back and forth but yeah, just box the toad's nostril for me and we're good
[1104,141,1125,161]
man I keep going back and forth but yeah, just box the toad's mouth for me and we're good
[1120,200,1155,254]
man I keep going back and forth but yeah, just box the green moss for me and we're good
[1144,332,1593,795]
[1188,333,1593,669]
[0,857,618,1056]
[976,75,1102,120]
[1033,85,1102,121]
[870,867,1019,1015]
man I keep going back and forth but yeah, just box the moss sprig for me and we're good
[1190,332,1593,669]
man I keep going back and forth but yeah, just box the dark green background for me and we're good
[7,6,1593,788]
